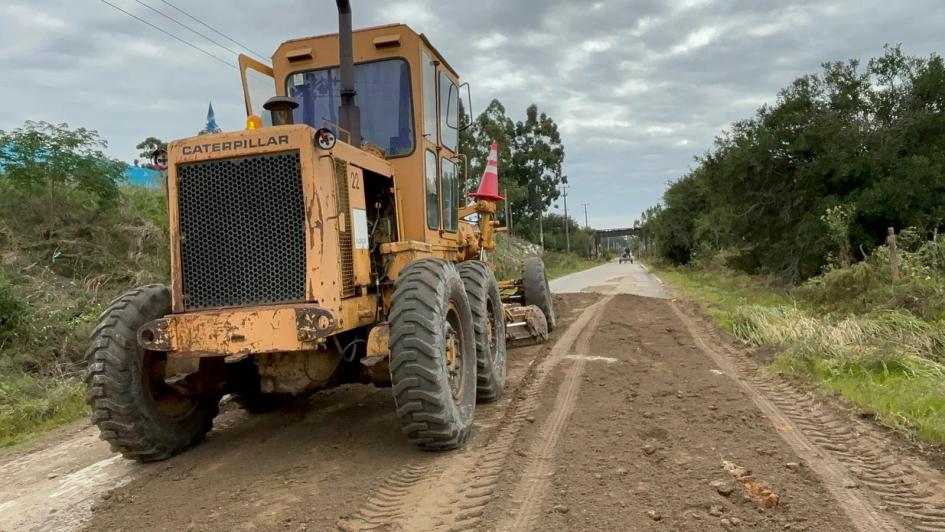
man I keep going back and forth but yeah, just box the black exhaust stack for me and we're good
[336,0,361,147]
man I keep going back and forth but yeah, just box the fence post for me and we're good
[887,227,899,283]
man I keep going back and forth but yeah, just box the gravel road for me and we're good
[2,260,943,531]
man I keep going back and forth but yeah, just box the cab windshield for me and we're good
[287,58,414,157]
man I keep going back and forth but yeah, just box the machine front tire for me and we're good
[85,284,219,462]
[522,257,557,331]
[457,261,507,403]
[389,259,477,451]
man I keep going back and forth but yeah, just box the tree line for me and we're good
[639,45,945,281]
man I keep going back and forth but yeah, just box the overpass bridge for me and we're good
[593,227,640,255]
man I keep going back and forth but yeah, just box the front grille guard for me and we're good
[176,151,307,310]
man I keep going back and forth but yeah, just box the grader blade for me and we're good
[504,304,549,345]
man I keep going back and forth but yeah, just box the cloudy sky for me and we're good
[2,0,943,228]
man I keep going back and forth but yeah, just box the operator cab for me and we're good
[238,23,471,245]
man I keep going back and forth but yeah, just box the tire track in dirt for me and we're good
[339,296,613,532]
[669,301,945,532]
[496,300,608,531]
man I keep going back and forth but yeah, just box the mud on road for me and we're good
[3,263,945,531]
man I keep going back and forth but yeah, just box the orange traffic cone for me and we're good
[469,143,505,202]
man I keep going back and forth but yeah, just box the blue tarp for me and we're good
[124,166,161,188]
[2,146,161,188]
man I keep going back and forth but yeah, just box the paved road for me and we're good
[550,260,670,298]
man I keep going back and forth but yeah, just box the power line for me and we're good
[157,0,269,61]
[132,0,244,58]
[100,0,237,70]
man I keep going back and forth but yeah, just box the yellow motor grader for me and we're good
[85,1,555,461]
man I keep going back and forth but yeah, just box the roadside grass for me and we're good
[651,266,792,330]
[771,354,945,444]
[0,374,88,447]
[647,261,945,446]
[542,251,601,279]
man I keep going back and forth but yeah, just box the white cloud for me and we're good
[474,32,509,51]
[670,26,720,55]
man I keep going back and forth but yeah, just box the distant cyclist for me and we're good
[620,247,634,264]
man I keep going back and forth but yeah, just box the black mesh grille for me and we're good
[334,159,356,298]
[177,151,306,310]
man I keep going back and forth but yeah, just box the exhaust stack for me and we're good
[336,0,361,147]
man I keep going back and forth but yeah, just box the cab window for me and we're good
[422,51,438,142]
[287,59,414,157]
[441,158,458,232]
[439,72,458,151]
[425,150,439,229]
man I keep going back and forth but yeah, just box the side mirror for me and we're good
[446,83,459,130]
[459,82,473,132]
[445,82,473,131]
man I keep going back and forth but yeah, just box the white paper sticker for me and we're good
[352,208,369,250]
[293,73,304,86]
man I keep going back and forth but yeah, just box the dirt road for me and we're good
[3,262,945,531]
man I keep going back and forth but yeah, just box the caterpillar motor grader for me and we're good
[86,0,555,461]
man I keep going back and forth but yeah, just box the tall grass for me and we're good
[731,306,945,363]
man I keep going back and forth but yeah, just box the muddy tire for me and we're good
[389,259,476,450]
[522,257,557,331]
[85,285,218,462]
[457,261,507,403]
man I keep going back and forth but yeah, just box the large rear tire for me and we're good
[522,257,557,331]
[389,259,476,450]
[457,261,507,403]
[85,285,218,462]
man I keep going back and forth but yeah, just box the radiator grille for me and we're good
[334,159,356,298]
[177,152,306,310]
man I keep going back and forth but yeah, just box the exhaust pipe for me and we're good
[336,0,361,147]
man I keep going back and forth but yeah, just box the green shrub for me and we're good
[0,271,27,346]
[797,261,877,305]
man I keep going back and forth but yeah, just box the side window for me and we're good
[439,72,458,151]
[425,150,440,229]
[441,158,458,232]
[422,52,438,142]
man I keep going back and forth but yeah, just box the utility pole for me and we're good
[582,203,590,229]
[538,212,544,252]
[561,185,570,253]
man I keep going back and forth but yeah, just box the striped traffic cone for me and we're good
[468,142,505,202]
